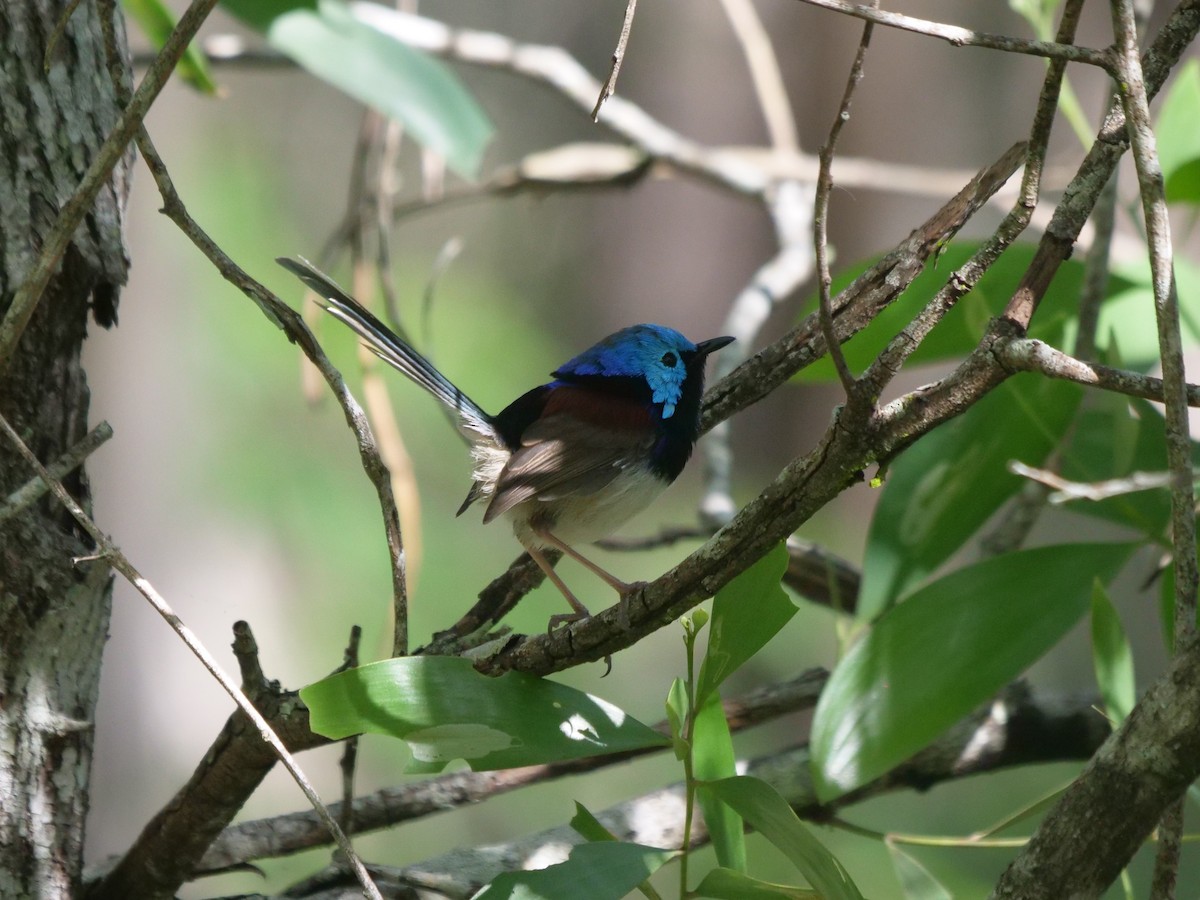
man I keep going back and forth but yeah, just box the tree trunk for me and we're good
[0,1,129,896]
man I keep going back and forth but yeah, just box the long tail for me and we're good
[278,257,494,437]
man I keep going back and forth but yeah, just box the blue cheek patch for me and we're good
[647,368,686,418]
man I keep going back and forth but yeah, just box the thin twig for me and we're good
[133,126,410,665]
[1110,2,1193,895]
[592,0,639,120]
[0,412,383,900]
[0,421,112,522]
[338,627,363,841]
[789,0,1112,68]
[1009,461,1191,503]
[814,4,877,394]
[0,0,220,372]
[1109,0,1195,633]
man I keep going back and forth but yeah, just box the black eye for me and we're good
[661,351,678,367]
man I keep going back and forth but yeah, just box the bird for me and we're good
[278,256,733,628]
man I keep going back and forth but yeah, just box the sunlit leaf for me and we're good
[695,693,746,872]
[1091,580,1135,724]
[812,543,1133,799]
[695,867,821,899]
[697,542,794,703]
[220,0,492,177]
[887,844,952,900]
[703,776,864,900]
[858,377,1082,619]
[302,656,667,773]
[121,0,219,93]
[474,841,677,900]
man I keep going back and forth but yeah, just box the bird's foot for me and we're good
[546,609,588,634]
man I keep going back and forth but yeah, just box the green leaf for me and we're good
[812,543,1133,799]
[694,868,821,899]
[474,841,677,900]
[301,656,668,773]
[703,776,864,900]
[1166,157,1200,205]
[697,542,794,703]
[221,0,492,177]
[858,377,1082,619]
[121,0,219,93]
[887,844,952,900]
[570,802,618,843]
[1156,60,1200,192]
[796,243,1086,382]
[1091,580,1135,724]
[694,693,746,872]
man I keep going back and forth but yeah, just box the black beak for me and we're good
[695,335,735,357]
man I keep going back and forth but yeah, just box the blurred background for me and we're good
[80,1,1190,896]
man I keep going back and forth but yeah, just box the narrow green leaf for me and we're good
[301,656,668,773]
[812,543,1133,799]
[694,693,746,872]
[697,542,794,703]
[859,377,1082,619]
[570,802,618,843]
[887,844,952,900]
[121,0,219,93]
[973,782,1069,840]
[704,777,863,900]
[1091,580,1135,724]
[475,842,677,900]
[694,867,821,899]
[221,0,492,177]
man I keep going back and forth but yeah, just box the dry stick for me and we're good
[134,126,409,665]
[592,0,638,120]
[790,0,1113,68]
[0,421,112,522]
[1009,462,1188,504]
[338,627,363,841]
[1110,3,1194,897]
[996,337,1200,407]
[0,0,219,371]
[0,413,383,900]
[814,4,878,394]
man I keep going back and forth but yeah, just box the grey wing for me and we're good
[482,415,653,523]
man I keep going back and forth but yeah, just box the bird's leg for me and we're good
[536,529,634,594]
[521,540,592,631]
